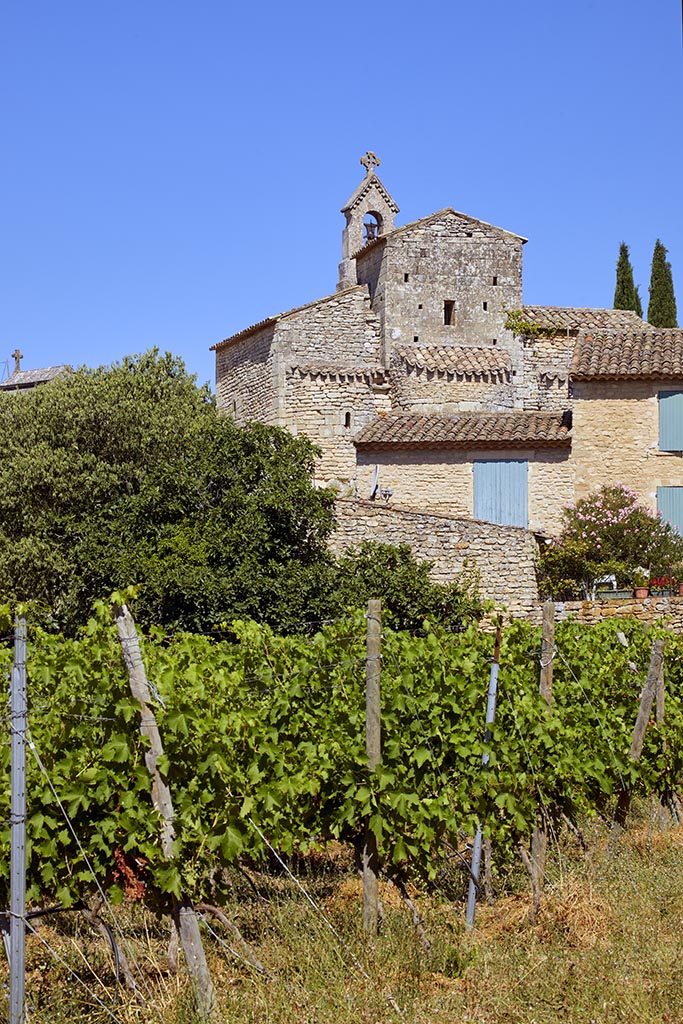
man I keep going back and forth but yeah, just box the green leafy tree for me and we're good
[0,351,479,635]
[613,241,642,316]
[647,239,678,327]
[328,541,481,632]
[539,483,683,599]
[0,350,337,634]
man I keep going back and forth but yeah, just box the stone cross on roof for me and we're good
[12,348,23,373]
[360,151,380,176]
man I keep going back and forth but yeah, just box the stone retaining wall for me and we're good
[535,596,683,631]
[331,498,540,617]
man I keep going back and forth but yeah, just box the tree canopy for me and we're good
[613,241,642,317]
[539,484,683,600]
[0,351,479,635]
[0,351,337,633]
[647,239,678,328]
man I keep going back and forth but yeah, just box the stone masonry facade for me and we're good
[213,154,683,616]
[330,500,539,618]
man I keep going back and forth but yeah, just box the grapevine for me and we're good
[1,603,682,909]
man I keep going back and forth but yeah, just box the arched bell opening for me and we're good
[363,210,383,244]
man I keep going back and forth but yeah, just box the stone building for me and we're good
[212,155,683,611]
[0,349,69,393]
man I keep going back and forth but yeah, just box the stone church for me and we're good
[213,154,683,613]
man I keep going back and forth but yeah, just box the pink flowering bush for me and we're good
[539,484,683,600]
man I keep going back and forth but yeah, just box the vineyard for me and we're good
[2,599,683,1021]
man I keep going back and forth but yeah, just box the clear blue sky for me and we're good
[2,1,681,390]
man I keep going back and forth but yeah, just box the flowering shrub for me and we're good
[539,484,683,600]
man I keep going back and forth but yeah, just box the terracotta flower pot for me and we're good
[634,587,649,599]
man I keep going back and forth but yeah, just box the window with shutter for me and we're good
[658,391,683,451]
[473,460,528,528]
[657,487,683,536]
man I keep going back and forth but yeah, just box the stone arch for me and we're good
[363,210,384,243]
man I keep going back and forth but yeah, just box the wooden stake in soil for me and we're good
[526,600,554,923]
[539,599,554,709]
[363,599,381,936]
[114,604,215,1018]
[615,638,666,829]
[655,658,670,829]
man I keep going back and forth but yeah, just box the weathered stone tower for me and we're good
[337,152,399,291]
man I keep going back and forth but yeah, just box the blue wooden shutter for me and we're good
[658,391,683,450]
[657,486,683,536]
[473,460,528,528]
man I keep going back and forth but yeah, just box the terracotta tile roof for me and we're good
[521,306,645,332]
[396,344,511,378]
[570,329,683,379]
[353,411,571,448]
[0,365,70,390]
[211,286,368,351]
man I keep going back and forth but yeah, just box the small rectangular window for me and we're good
[404,273,409,282]
[483,302,488,311]
[492,276,498,285]
[466,231,473,237]
[413,335,419,342]
[444,300,455,325]
[418,303,423,309]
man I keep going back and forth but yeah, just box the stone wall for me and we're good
[285,369,385,484]
[390,359,515,412]
[531,596,683,631]
[278,286,381,366]
[330,498,540,616]
[215,325,278,425]
[571,381,683,510]
[356,213,524,366]
[353,447,573,534]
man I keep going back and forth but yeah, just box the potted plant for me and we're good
[632,567,650,599]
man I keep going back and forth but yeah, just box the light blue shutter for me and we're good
[657,486,683,536]
[473,460,528,528]
[658,391,683,451]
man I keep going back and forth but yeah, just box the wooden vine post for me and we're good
[655,657,669,828]
[363,599,381,936]
[615,637,666,829]
[526,600,554,923]
[114,604,215,1018]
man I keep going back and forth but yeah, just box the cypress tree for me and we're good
[647,239,678,327]
[613,242,641,314]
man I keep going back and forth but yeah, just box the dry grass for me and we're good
[4,818,683,1023]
